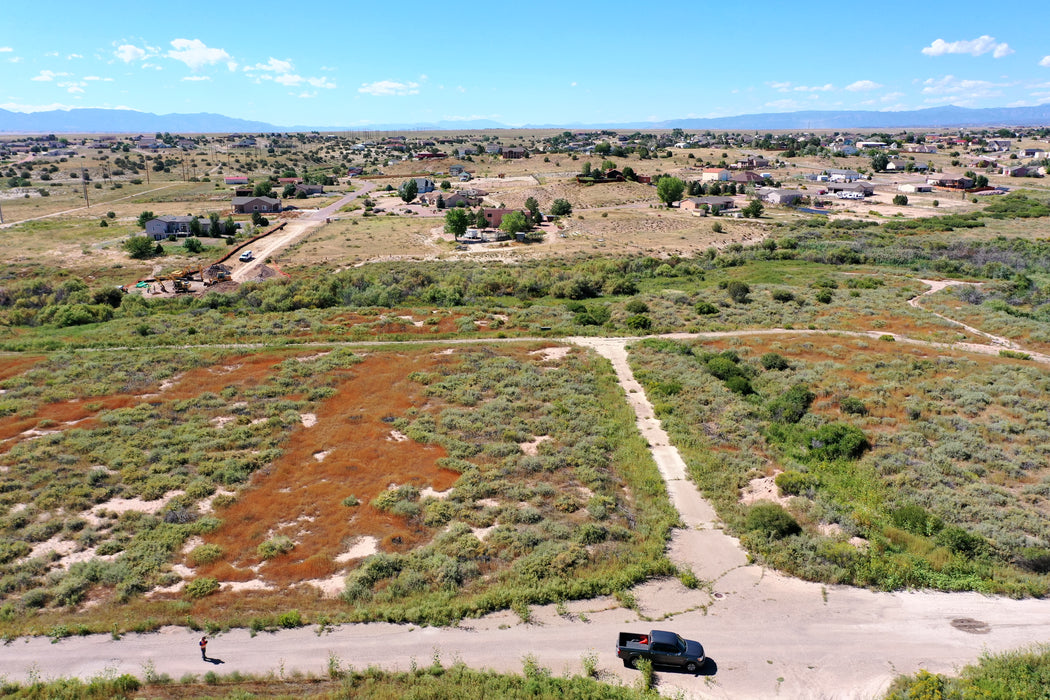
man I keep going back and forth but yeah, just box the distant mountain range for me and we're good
[2,105,1050,135]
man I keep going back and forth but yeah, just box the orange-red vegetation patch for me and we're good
[161,354,288,400]
[0,355,45,383]
[200,350,457,588]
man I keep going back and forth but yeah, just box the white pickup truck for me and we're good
[238,250,254,262]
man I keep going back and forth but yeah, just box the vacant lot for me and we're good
[0,342,674,636]
[630,332,1050,595]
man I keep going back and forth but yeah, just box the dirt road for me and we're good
[232,183,374,283]
[5,282,1050,697]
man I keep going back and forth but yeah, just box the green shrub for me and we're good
[771,290,794,302]
[775,471,819,496]
[188,544,223,566]
[745,503,801,539]
[816,289,833,304]
[767,385,815,424]
[257,535,294,560]
[726,280,750,303]
[624,299,649,314]
[839,397,868,416]
[277,609,303,628]
[695,301,719,315]
[805,423,869,460]
[760,353,789,371]
[624,314,651,330]
[184,577,220,599]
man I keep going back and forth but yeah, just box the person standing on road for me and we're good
[199,636,208,660]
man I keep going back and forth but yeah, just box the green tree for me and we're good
[252,181,275,197]
[183,237,203,253]
[742,200,764,218]
[398,179,418,203]
[282,183,296,197]
[499,211,529,235]
[136,210,155,228]
[550,198,572,216]
[435,194,445,210]
[439,180,451,191]
[581,162,592,177]
[208,211,220,234]
[189,216,202,237]
[444,208,470,238]
[622,165,636,181]
[600,159,616,172]
[123,235,157,259]
[594,142,611,156]
[524,196,541,224]
[892,194,909,206]
[475,208,488,229]
[657,176,686,207]
[871,153,889,172]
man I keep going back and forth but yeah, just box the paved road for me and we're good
[5,281,1050,698]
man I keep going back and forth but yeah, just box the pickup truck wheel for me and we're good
[625,656,639,669]
[685,661,698,673]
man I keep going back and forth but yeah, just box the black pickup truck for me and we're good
[616,630,705,672]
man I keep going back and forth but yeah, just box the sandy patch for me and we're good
[819,523,845,537]
[29,535,76,560]
[150,564,195,595]
[19,428,60,440]
[313,450,330,462]
[421,486,452,500]
[211,415,236,429]
[199,489,235,514]
[181,536,204,555]
[577,486,594,499]
[519,435,550,456]
[397,315,425,327]
[477,498,500,508]
[529,346,572,362]
[223,580,274,593]
[92,489,186,517]
[300,413,317,428]
[387,430,409,442]
[335,536,379,563]
[296,352,331,363]
[302,573,346,598]
[471,525,497,540]
[433,348,455,356]
[739,474,791,506]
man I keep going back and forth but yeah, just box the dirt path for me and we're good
[232,183,374,283]
[5,281,1050,697]
[0,183,181,229]
[908,278,1020,349]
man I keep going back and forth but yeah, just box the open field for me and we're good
[3,128,1050,697]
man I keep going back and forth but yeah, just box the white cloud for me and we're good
[358,79,420,96]
[296,91,317,98]
[307,76,334,89]
[1041,56,1050,67]
[83,76,114,82]
[768,81,792,91]
[457,85,466,93]
[167,38,235,71]
[244,57,293,73]
[58,80,86,94]
[275,73,302,86]
[845,80,883,92]
[181,75,211,81]
[442,114,501,122]
[44,51,59,57]
[922,74,1002,97]
[921,35,1013,58]
[794,83,833,92]
[0,47,12,52]
[115,44,147,63]
[31,70,70,82]
[9,56,22,63]
[881,91,905,102]
[0,101,77,112]
[66,53,83,59]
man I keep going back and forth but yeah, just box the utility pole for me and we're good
[81,168,90,207]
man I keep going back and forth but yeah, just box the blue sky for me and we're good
[2,1,1049,126]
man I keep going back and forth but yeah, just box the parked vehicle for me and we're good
[238,250,253,262]
[616,630,705,672]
